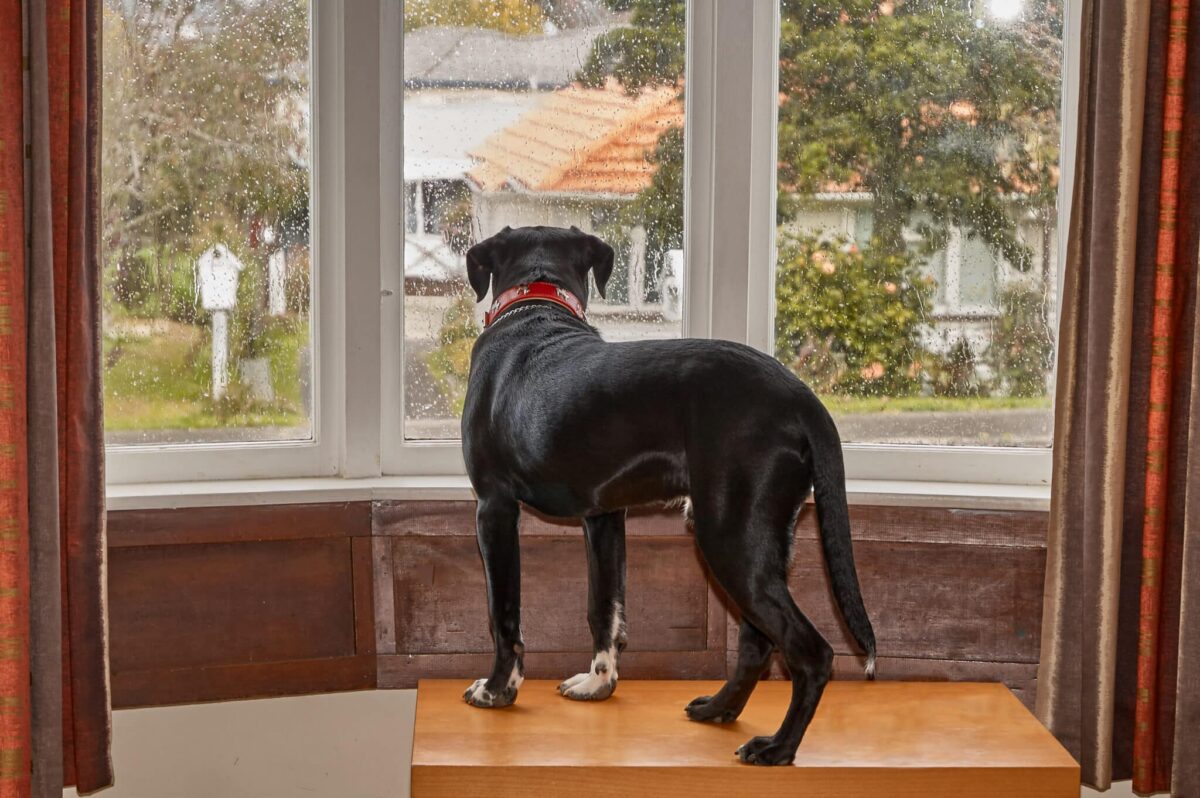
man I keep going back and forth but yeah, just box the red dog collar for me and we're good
[484,282,587,326]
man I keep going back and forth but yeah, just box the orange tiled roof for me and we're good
[467,78,682,196]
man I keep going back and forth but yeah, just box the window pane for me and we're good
[402,0,687,440]
[773,0,1061,447]
[102,0,313,445]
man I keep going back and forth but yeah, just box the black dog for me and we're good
[459,225,876,766]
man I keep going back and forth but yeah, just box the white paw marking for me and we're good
[507,661,524,691]
[611,602,626,645]
[559,601,625,700]
[464,678,497,707]
[559,647,618,699]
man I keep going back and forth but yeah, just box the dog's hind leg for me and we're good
[690,464,832,765]
[730,584,833,765]
[685,618,773,723]
[464,497,525,709]
[559,510,627,701]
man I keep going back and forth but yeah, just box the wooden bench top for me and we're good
[412,679,1078,797]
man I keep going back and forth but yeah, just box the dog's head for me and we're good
[464,225,615,307]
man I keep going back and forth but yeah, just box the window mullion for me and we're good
[340,0,384,478]
[691,0,778,348]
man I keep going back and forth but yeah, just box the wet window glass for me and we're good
[772,0,1062,446]
[101,0,314,445]
[402,0,687,440]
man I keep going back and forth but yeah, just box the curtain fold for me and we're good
[1037,0,1150,783]
[0,0,34,794]
[1039,0,1200,793]
[1,0,111,795]
[26,0,64,794]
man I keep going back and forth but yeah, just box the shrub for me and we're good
[925,336,988,398]
[774,233,933,397]
[426,292,479,415]
[989,284,1054,397]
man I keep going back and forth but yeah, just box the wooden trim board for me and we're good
[411,679,1078,797]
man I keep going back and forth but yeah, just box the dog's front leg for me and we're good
[464,498,524,708]
[559,511,627,701]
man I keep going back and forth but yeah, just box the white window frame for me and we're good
[109,0,1081,500]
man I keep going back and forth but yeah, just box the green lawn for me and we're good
[104,316,1049,434]
[822,394,1052,415]
[104,317,310,432]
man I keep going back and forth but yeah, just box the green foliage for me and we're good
[440,197,477,256]
[610,126,684,298]
[102,1,311,271]
[580,0,1063,265]
[104,249,202,324]
[989,284,1053,396]
[426,292,481,415]
[774,233,933,396]
[925,336,988,397]
[229,249,269,359]
[576,0,685,91]
[580,0,1062,400]
[624,126,683,251]
[404,0,546,34]
[776,0,1060,264]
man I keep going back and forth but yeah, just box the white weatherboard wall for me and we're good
[61,689,1121,797]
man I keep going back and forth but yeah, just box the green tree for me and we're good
[581,0,1059,266]
[776,0,1059,265]
[577,0,686,92]
[102,0,310,311]
[581,0,1061,397]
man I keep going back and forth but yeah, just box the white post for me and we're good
[211,309,230,400]
[268,249,286,316]
[627,225,647,309]
[662,249,685,322]
[197,243,244,403]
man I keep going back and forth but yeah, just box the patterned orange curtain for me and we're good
[1134,0,1199,793]
[0,0,34,792]
[0,0,112,795]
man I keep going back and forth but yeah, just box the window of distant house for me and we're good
[771,0,1062,448]
[101,0,314,446]
[401,0,687,440]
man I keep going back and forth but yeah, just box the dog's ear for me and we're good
[465,227,511,302]
[591,238,615,299]
[571,226,615,299]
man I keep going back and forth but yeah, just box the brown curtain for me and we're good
[1038,0,1200,794]
[0,0,112,795]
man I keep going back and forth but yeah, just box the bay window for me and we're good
[104,0,1075,504]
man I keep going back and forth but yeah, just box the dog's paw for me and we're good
[685,695,740,724]
[557,669,617,701]
[736,736,796,766]
[463,678,517,709]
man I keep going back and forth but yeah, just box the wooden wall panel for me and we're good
[750,505,1047,707]
[375,501,727,687]
[107,503,375,708]
[104,499,1047,707]
[109,538,357,672]
[787,538,1045,663]
[391,535,709,655]
[109,501,371,547]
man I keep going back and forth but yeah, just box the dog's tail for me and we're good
[804,394,877,679]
